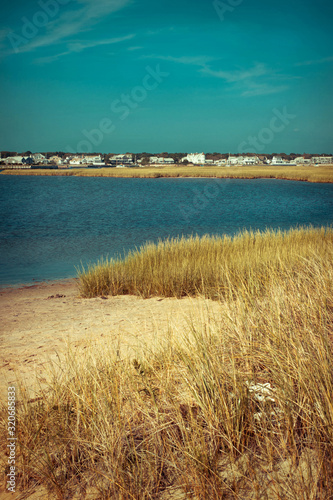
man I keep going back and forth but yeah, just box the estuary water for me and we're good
[0,175,332,287]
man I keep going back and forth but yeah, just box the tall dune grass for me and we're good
[1,228,333,498]
[78,226,333,299]
[1,227,333,498]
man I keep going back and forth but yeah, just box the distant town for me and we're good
[1,151,332,168]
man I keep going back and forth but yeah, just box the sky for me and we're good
[0,0,332,154]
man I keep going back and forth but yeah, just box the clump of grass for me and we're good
[78,226,333,299]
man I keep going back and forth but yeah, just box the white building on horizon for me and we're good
[271,156,287,165]
[83,154,104,165]
[215,159,227,166]
[32,153,46,163]
[294,156,311,165]
[149,156,174,164]
[242,156,260,165]
[69,157,83,166]
[182,153,205,164]
[312,156,332,164]
[270,156,297,166]
[111,154,133,162]
[227,156,243,165]
[149,156,160,163]
[48,156,63,165]
[3,156,24,164]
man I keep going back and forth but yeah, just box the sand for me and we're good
[0,279,224,499]
[0,279,221,402]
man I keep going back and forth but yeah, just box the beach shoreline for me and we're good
[0,277,76,292]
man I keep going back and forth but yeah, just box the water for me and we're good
[0,175,332,287]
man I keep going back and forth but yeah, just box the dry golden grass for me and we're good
[1,164,333,182]
[78,226,333,299]
[1,227,333,499]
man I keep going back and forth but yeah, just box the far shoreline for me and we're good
[1,164,333,183]
[0,277,78,293]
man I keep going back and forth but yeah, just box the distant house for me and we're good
[109,154,133,166]
[32,153,46,163]
[3,156,24,164]
[215,159,227,166]
[295,156,312,165]
[22,157,34,165]
[48,156,63,165]
[111,154,132,161]
[271,156,296,166]
[3,156,34,168]
[68,155,105,166]
[242,156,260,165]
[258,155,268,163]
[271,156,286,165]
[227,156,243,165]
[182,153,205,164]
[69,157,83,166]
[149,156,160,163]
[150,157,174,164]
[312,156,332,164]
[83,155,105,166]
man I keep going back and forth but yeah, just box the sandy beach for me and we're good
[0,279,221,403]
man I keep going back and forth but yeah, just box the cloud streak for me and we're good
[68,34,135,53]
[5,0,132,55]
[35,34,135,63]
[142,55,214,67]
[295,56,333,67]
[241,84,289,97]
[127,46,143,51]
[142,54,215,67]
[199,63,267,82]
[200,63,289,96]
[142,55,289,97]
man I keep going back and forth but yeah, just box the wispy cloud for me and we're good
[67,34,135,53]
[5,0,132,55]
[159,55,215,66]
[142,55,288,97]
[34,51,71,64]
[35,34,135,64]
[241,84,289,97]
[295,56,333,67]
[199,63,288,96]
[146,27,176,36]
[141,54,215,67]
[200,63,267,82]
[127,46,143,51]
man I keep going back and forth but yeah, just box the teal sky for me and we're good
[0,0,332,154]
